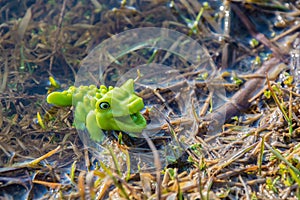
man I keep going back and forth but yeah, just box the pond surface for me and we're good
[0,0,299,199]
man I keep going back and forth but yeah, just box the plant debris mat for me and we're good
[1,0,300,199]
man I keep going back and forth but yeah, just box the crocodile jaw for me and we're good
[114,112,147,133]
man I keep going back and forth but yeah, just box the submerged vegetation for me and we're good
[0,0,300,199]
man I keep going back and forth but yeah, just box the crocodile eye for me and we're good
[99,102,110,110]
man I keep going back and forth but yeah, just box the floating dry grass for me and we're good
[0,0,300,199]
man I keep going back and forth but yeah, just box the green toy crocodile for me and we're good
[47,79,147,142]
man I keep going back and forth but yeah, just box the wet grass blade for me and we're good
[266,76,293,135]
[108,146,121,175]
[258,137,265,175]
[265,142,300,175]
[32,180,62,189]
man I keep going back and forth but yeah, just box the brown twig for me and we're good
[231,2,286,62]
[49,0,67,71]
[200,57,282,136]
[142,132,162,200]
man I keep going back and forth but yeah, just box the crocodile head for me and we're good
[95,79,147,135]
